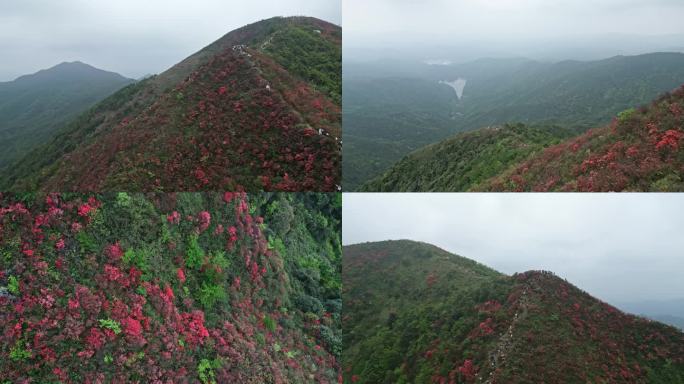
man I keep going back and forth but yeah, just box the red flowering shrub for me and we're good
[177,268,186,283]
[104,264,124,282]
[85,327,105,350]
[167,210,181,224]
[457,359,477,382]
[197,211,211,232]
[480,85,684,191]
[107,242,124,261]
[656,129,683,150]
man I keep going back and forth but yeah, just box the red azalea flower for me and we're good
[198,211,211,232]
[78,204,93,217]
[104,265,123,282]
[177,268,186,283]
[107,242,123,261]
[121,317,142,337]
[167,211,181,224]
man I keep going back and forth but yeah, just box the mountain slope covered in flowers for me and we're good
[360,84,684,191]
[479,85,684,191]
[0,192,341,382]
[1,16,341,192]
[343,240,684,384]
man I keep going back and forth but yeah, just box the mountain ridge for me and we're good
[343,240,684,383]
[1,16,341,192]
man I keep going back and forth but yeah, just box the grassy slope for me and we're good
[1,17,341,192]
[0,192,340,383]
[343,240,684,384]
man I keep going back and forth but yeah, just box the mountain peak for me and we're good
[1,17,341,191]
[344,241,684,383]
[12,61,131,85]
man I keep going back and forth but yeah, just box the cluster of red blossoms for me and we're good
[0,192,340,383]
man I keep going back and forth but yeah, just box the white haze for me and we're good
[343,193,684,305]
[344,0,684,62]
[0,0,341,81]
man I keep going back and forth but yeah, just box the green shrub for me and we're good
[186,234,205,269]
[99,318,122,334]
[198,358,220,384]
[264,315,277,332]
[7,275,19,295]
[198,283,226,309]
[9,341,31,361]
[617,107,636,122]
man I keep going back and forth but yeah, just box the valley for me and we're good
[344,53,684,190]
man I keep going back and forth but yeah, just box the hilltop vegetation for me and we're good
[359,124,571,191]
[1,17,341,192]
[344,53,684,189]
[0,192,341,382]
[343,240,684,384]
[480,85,684,191]
[0,62,133,171]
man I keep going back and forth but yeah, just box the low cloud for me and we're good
[343,193,684,303]
[0,0,340,80]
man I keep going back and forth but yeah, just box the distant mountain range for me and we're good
[0,16,341,192]
[344,52,684,190]
[343,240,684,383]
[617,299,684,330]
[0,62,133,171]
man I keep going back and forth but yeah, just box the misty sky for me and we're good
[343,193,684,304]
[0,0,340,81]
[344,0,684,61]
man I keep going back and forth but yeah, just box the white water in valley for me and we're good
[439,78,467,100]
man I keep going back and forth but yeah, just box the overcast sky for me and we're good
[344,0,684,61]
[343,193,684,304]
[0,0,340,81]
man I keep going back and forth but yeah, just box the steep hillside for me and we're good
[343,53,684,189]
[343,240,684,384]
[1,17,341,192]
[0,192,341,382]
[358,124,570,191]
[480,84,684,191]
[0,62,133,170]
